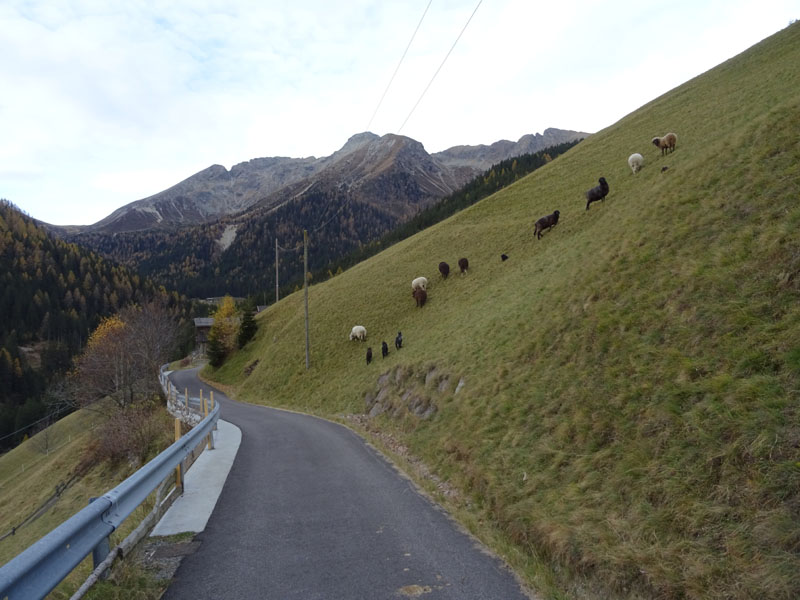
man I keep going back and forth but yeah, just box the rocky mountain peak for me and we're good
[61,128,589,235]
[338,132,380,154]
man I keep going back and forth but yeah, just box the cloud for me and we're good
[1,0,797,225]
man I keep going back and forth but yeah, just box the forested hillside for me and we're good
[69,141,580,300]
[328,140,581,273]
[0,200,191,450]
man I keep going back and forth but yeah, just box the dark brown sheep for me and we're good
[534,210,560,239]
[366,347,373,365]
[458,257,469,274]
[585,177,609,210]
[438,261,450,279]
[381,341,389,358]
[413,288,427,308]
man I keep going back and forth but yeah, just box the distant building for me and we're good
[194,317,215,354]
[199,296,245,307]
[256,305,268,314]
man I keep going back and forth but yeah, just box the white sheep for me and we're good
[349,325,367,341]
[411,276,428,292]
[628,153,644,174]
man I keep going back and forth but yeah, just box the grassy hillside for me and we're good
[0,405,171,598]
[207,23,800,599]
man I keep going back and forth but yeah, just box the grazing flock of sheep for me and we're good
[350,260,469,364]
[350,132,677,365]
[538,131,677,234]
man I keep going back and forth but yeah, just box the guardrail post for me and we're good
[211,391,217,432]
[203,398,214,450]
[184,388,189,409]
[174,419,184,494]
[88,498,111,579]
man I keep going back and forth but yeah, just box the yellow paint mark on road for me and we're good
[398,585,432,597]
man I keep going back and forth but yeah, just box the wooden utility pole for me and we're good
[275,238,279,304]
[304,229,310,370]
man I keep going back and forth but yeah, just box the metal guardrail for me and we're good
[0,388,219,600]
[160,365,207,418]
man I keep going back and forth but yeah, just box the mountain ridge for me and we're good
[45,128,588,235]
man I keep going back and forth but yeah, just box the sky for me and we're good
[1,1,796,226]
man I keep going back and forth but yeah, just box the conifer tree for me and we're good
[237,302,257,349]
[206,327,227,368]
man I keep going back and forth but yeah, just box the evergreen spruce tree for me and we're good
[237,302,257,349]
[207,327,227,368]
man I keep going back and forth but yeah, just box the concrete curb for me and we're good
[150,419,242,536]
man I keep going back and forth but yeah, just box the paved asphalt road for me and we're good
[164,367,533,600]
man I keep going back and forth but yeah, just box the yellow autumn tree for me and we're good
[75,314,132,407]
[75,302,179,407]
[207,296,238,367]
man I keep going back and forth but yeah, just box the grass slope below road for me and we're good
[207,23,800,600]
[0,405,173,599]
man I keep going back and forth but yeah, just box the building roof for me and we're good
[193,318,215,327]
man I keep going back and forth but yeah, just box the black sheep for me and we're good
[413,288,427,308]
[366,347,373,365]
[585,177,609,210]
[381,341,389,358]
[501,254,509,261]
[395,331,403,349]
[458,257,469,274]
[534,210,560,239]
[438,261,450,279]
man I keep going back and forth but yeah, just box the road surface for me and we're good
[163,367,533,600]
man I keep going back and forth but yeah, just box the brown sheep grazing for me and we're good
[651,132,677,155]
[585,177,609,210]
[438,261,450,279]
[413,288,427,308]
[458,257,469,274]
[534,210,560,239]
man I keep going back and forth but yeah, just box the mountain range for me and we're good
[49,128,588,236]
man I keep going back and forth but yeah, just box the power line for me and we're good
[276,1,482,292]
[280,1,480,253]
[398,0,483,134]
[0,405,72,443]
[365,0,433,132]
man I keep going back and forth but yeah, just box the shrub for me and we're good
[93,402,171,467]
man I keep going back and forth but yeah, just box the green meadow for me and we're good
[208,22,800,599]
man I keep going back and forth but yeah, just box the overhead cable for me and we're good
[398,0,482,133]
[365,0,434,132]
